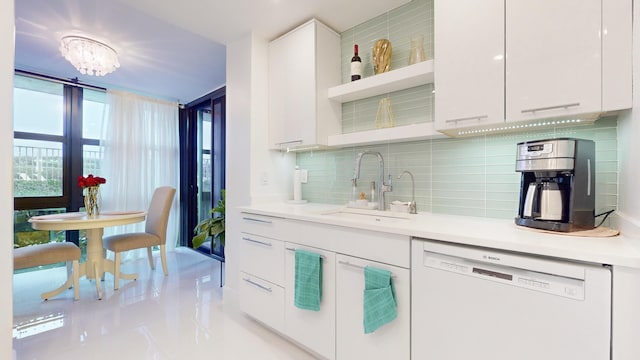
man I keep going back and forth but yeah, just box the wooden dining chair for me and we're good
[102,186,176,290]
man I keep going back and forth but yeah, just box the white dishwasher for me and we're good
[411,239,611,360]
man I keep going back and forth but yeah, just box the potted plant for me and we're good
[192,189,225,251]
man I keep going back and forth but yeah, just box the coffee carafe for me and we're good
[523,181,565,221]
[516,138,595,232]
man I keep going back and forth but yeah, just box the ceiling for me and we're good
[14,0,409,104]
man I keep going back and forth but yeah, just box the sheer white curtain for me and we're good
[100,90,180,261]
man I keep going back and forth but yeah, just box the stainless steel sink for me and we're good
[319,208,411,224]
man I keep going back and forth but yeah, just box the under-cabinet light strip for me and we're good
[456,119,584,136]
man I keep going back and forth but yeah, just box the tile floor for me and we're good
[12,248,316,360]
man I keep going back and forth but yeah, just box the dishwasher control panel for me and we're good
[424,252,585,301]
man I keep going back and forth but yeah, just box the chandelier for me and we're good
[59,36,120,76]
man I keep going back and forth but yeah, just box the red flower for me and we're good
[78,174,107,188]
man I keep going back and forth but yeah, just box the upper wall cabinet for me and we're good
[435,0,632,136]
[433,0,505,132]
[506,0,602,123]
[268,19,342,150]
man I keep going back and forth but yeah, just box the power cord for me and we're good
[594,209,615,228]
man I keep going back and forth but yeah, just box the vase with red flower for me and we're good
[78,174,106,217]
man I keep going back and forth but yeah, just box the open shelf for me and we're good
[327,122,445,148]
[327,60,434,103]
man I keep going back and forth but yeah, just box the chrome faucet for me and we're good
[397,170,417,214]
[353,151,392,210]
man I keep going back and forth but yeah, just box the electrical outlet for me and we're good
[260,172,269,186]
[300,169,308,183]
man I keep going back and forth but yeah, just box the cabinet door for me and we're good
[335,254,410,360]
[239,272,285,333]
[268,21,317,148]
[434,0,505,132]
[506,0,601,122]
[284,243,336,360]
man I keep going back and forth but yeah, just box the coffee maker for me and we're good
[515,138,595,232]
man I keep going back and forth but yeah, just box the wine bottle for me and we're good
[350,44,362,81]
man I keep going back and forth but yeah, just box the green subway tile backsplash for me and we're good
[296,0,618,220]
[297,117,619,220]
[342,84,434,134]
[341,0,433,82]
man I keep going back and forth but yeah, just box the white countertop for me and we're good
[238,203,640,268]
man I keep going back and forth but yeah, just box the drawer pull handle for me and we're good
[286,247,327,260]
[445,115,488,123]
[275,140,303,146]
[242,237,272,247]
[338,260,397,278]
[521,102,580,114]
[242,278,273,292]
[242,217,273,224]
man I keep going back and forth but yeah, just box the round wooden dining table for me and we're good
[29,211,147,300]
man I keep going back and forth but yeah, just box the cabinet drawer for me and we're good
[239,272,285,333]
[240,233,284,286]
[240,212,287,240]
[283,220,410,268]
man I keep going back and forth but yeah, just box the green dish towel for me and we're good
[363,266,397,334]
[294,249,322,311]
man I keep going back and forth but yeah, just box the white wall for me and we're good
[1,0,14,358]
[225,32,295,292]
[601,2,640,358]
[225,33,254,292]
[616,0,640,239]
[247,34,296,205]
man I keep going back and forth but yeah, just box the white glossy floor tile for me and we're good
[13,248,316,360]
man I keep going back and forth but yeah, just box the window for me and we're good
[81,89,106,177]
[13,76,64,136]
[14,139,63,197]
[13,73,106,253]
[13,76,64,198]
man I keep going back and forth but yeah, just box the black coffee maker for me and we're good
[515,138,595,232]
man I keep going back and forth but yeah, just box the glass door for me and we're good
[198,107,212,224]
[179,87,226,260]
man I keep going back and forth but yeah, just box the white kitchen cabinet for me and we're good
[506,0,602,123]
[284,243,336,360]
[335,254,410,360]
[435,0,631,135]
[238,215,286,332]
[434,0,505,132]
[239,210,411,359]
[268,19,341,150]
